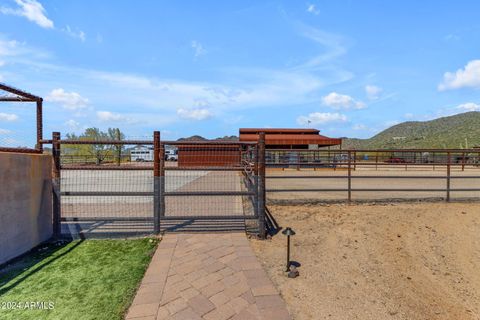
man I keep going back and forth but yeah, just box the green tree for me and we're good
[64,127,125,165]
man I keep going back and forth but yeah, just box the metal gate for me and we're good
[50,131,266,238]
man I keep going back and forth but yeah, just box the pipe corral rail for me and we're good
[265,149,480,202]
[0,83,43,154]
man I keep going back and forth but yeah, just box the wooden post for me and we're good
[462,152,465,171]
[347,150,352,203]
[153,131,161,234]
[258,132,266,239]
[446,152,451,202]
[52,132,61,238]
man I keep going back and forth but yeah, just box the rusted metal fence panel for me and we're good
[266,149,480,203]
[45,132,264,237]
[265,148,480,170]
[0,83,43,153]
[160,140,260,233]
[55,135,155,237]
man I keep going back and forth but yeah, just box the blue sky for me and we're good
[1,0,480,146]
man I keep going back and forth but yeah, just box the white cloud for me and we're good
[365,85,382,100]
[438,60,480,91]
[296,24,349,72]
[297,112,347,125]
[321,92,366,110]
[96,111,134,123]
[1,0,54,29]
[444,34,460,42]
[456,102,480,112]
[0,22,354,131]
[306,4,320,15]
[0,39,20,57]
[0,128,12,134]
[46,88,89,110]
[63,25,86,42]
[65,119,80,130]
[177,108,212,121]
[0,38,50,62]
[191,40,207,59]
[0,112,19,121]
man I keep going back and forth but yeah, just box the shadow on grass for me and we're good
[0,239,84,295]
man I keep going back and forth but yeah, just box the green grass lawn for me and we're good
[0,238,158,320]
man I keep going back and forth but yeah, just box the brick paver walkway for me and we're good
[125,233,291,320]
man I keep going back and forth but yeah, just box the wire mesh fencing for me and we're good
[56,137,155,237]
[266,149,480,204]
[51,133,266,237]
[0,83,43,153]
[161,142,260,230]
[0,101,40,151]
[266,149,480,171]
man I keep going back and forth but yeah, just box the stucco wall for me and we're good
[0,152,52,265]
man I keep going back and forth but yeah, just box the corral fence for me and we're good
[266,149,480,203]
[0,83,43,153]
[44,131,267,238]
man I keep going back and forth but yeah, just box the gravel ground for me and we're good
[250,202,480,320]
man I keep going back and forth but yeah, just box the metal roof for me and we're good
[239,128,320,134]
[239,133,341,146]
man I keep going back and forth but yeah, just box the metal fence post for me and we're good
[253,145,260,222]
[52,132,61,238]
[258,132,266,239]
[116,128,121,166]
[347,150,352,203]
[153,131,161,234]
[446,151,451,202]
[353,151,357,171]
[36,100,43,153]
[159,137,166,221]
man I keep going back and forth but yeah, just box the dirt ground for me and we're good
[249,203,480,320]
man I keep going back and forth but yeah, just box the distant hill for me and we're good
[177,135,207,142]
[343,111,480,149]
[177,135,239,142]
[214,135,239,141]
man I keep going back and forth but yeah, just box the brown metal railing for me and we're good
[0,83,43,153]
[48,131,267,237]
[266,148,480,171]
[266,149,480,202]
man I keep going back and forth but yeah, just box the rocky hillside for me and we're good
[343,112,480,149]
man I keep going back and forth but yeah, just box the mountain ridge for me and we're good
[343,111,480,149]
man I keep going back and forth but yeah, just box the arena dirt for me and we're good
[249,203,480,320]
